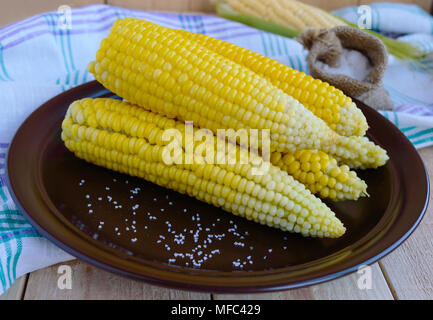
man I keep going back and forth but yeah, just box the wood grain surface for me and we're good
[0,276,28,300]
[378,147,433,300]
[23,261,210,300]
[1,146,428,300]
[214,263,393,300]
[0,0,432,300]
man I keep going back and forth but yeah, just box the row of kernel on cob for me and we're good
[63,98,346,238]
[62,18,389,239]
[222,0,346,33]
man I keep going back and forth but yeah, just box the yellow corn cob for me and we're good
[301,2,347,28]
[274,0,326,29]
[282,0,345,29]
[271,150,367,200]
[62,98,346,238]
[177,29,367,137]
[88,18,387,168]
[224,0,345,31]
[226,0,308,30]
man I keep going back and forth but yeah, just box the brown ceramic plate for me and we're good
[6,81,429,293]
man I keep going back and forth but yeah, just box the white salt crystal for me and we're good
[316,48,373,81]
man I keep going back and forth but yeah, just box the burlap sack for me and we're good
[299,26,394,110]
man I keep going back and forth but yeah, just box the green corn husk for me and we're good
[215,0,427,63]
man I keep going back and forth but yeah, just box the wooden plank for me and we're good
[412,0,433,12]
[379,147,433,300]
[0,0,104,28]
[21,148,432,301]
[0,275,28,300]
[217,148,433,300]
[23,260,210,300]
[214,263,393,300]
[107,0,215,12]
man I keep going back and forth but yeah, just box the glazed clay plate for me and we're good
[6,81,429,292]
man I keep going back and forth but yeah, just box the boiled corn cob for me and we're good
[177,29,367,137]
[88,18,387,169]
[80,96,367,196]
[271,150,367,200]
[223,0,345,31]
[62,98,346,238]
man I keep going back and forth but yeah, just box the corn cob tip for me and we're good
[325,136,389,169]
[337,101,369,137]
[332,220,346,238]
[271,149,368,201]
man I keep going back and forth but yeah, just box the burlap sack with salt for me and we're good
[299,26,394,110]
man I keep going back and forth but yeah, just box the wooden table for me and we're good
[1,0,432,300]
[0,146,430,300]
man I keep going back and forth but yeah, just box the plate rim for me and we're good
[5,80,430,293]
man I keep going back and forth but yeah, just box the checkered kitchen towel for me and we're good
[1,3,433,294]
